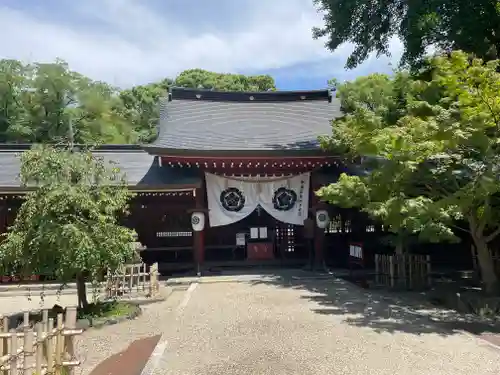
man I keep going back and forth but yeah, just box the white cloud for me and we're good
[0,0,402,88]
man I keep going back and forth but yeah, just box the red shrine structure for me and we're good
[0,87,393,275]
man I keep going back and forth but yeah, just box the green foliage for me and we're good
[317,51,500,289]
[174,69,276,91]
[0,145,138,284]
[118,79,172,143]
[77,301,136,319]
[0,59,139,144]
[313,0,500,69]
[0,61,276,145]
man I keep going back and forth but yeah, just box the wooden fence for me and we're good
[105,262,160,300]
[0,307,83,375]
[375,254,432,290]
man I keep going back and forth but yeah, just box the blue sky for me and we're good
[0,0,402,90]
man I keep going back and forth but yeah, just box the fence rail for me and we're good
[375,254,432,290]
[0,307,83,375]
[105,262,159,300]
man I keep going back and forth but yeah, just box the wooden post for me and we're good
[128,264,134,294]
[426,255,432,288]
[35,323,43,375]
[23,326,34,375]
[408,255,413,289]
[389,255,395,288]
[121,266,126,296]
[65,307,77,375]
[54,313,64,375]
[42,309,49,333]
[192,185,206,275]
[46,318,54,372]
[8,329,16,375]
[1,316,8,375]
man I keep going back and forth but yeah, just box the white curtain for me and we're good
[205,173,259,227]
[258,172,310,226]
[205,172,310,227]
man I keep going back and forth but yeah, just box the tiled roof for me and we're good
[0,145,200,189]
[144,87,341,152]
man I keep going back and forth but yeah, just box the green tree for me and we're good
[174,69,276,91]
[0,60,279,145]
[312,0,500,69]
[0,59,139,144]
[118,79,172,143]
[0,145,137,308]
[0,60,29,142]
[71,81,139,144]
[317,51,500,293]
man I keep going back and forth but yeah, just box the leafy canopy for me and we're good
[318,51,500,245]
[174,69,276,92]
[313,0,500,69]
[0,145,138,281]
[0,60,277,145]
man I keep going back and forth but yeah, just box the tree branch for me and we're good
[449,222,471,234]
[485,225,500,243]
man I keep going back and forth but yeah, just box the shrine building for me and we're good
[0,87,387,275]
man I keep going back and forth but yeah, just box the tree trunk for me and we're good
[76,273,89,310]
[395,242,404,255]
[395,232,405,255]
[473,236,499,295]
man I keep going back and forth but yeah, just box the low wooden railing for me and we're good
[0,307,83,375]
[375,254,432,290]
[105,262,160,299]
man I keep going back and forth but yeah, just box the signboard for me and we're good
[349,243,363,260]
[348,242,364,267]
[236,233,246,246]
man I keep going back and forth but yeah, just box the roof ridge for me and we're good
[168,87,333,103]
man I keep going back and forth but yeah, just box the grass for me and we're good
[77,300,137,320]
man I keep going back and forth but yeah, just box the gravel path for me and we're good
[5,275,500,374]
[155,277,500,375]
[0,288,185,375]
[75,289,186,375]
[0,292,98,316]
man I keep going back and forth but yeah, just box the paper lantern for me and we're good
[191,211,205,232]
[315,209,330,229]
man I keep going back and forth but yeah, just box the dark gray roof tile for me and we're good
[145,88,341,151]
[0,146,200,188]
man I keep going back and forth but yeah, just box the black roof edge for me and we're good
[142,146,337,158]
[168,87,333,103]
[0,144,146,152]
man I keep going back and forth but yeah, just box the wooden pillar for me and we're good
[192,180,207,275]
[313,225,326,270]
[310,172,327,271]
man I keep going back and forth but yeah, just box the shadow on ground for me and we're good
[88,334,161,375]
[230,269,500,339]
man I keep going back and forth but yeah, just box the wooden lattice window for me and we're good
[325,215,342,233]
[344,219,352,233]
[275,225,295,252]
[156,231,192,237]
